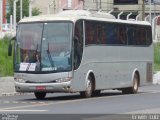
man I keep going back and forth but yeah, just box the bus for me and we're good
[8,10,153,99]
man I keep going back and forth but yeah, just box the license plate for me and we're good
[36,86,46,90]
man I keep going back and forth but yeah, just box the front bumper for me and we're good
[15,81,72,93]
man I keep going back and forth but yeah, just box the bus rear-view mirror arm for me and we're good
[8,36,16,56]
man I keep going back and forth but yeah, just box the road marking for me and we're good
[0,92,150,111]
[0,101,47,104]
[12,101,19,104]
[0,103,50,110]
[21,102,27,104]
[30,102,37,104]
[38,102,45,104]
[3,101,10,104]
[0,91,158,111]
[0,109,47,112]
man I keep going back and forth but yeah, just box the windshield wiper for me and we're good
[46,43,55,70]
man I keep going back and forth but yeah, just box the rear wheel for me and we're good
[34,92,46,100]
[80,76,93,98]
[122,73,139,94]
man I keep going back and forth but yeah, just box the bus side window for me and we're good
[74,20,83,70]
[117,26,127,44]
[137,28,146,45]
[101,25,107,44]
[97,23,106,44]
[146,27,152,45]
[86,23,92,44]
[127,27,135,45]
[106,24,117,44]
[92,23,97,44]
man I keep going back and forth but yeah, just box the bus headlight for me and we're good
[14,78,27,83]
[55,77,72,83]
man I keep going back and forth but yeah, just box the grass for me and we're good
[0,37,13,76]
[0,38,160,76]
[154,43,160,71]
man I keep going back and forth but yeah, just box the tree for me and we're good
[7,0,42,23]
[32,7,42,16]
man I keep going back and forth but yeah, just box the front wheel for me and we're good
[34,92,46,100]
[122,73,139,94]
[80,76,93,98]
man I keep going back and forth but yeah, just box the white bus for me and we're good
[8,10,153,99]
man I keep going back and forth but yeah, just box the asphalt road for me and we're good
[0,84,160,120]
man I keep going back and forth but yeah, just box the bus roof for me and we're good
[19,10,151,26]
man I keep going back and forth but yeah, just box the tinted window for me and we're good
[127,26,136,45]
[85,21,127,45]
[127,25,152,45]
[74,20,84,69]
[85,20,152,46]
[114,24,127,44]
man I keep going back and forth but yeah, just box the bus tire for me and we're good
[122,73,139,94]
[80,76,93,98]
[34,92,46,100]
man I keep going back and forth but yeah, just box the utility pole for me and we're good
[96,0,98,11]
[53,0,56,14]
[29,0,33,17]
[83,0,85,9]
[48,0,56,14]
[149,0,152,23]
[96,0,101,11]
[13,0,18,30]
[20,0,23,20]
[99,0,102,10]
[142,0,145,21]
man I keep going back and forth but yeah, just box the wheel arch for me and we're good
[85,70,96,91]
[132,69,140,86]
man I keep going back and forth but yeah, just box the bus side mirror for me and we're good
[8,36,15,56]
[8,43,12,56]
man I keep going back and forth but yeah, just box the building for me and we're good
[84,0,113,12]
[32,0,84,15]
[59,0,84,11]
[32,0,53,15]
[84,0,160,41]
[0,0,7,31]
[84,0,160,19]
[2,0,6,23]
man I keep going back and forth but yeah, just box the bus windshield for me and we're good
[15,22,73,73]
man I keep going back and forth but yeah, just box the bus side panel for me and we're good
[71,62,148,91]
[71,45,153,92]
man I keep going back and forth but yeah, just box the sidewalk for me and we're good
[0,77,16,95]
[153,71,160,84]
